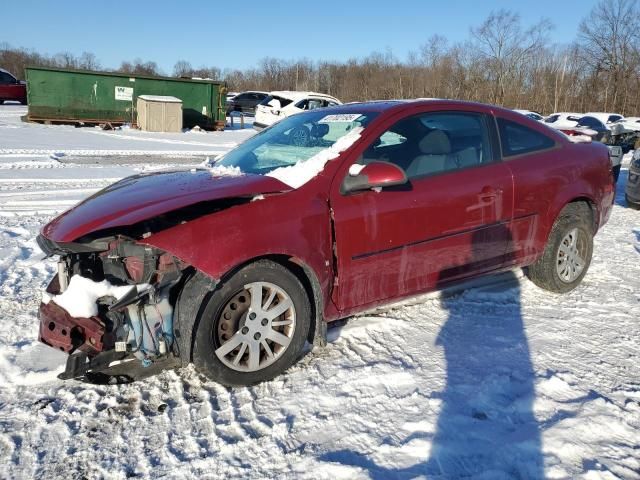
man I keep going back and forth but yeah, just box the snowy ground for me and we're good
[0,105,639,479]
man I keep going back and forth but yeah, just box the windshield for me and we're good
[217,110,379,175]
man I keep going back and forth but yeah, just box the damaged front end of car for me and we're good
[37,234,189,384]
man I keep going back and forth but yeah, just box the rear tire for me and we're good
[526,203,594,293]
[193,260,311,387]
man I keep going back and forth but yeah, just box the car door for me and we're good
[234,93,249,112]
[247,93,261,111]
[495,116,564,266]
[0,71,17,100]
[329,109,514,312]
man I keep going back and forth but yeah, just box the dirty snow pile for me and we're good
[0,108,639,479]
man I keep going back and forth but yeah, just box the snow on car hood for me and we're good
[42,168,291,242]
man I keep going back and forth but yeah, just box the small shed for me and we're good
[137,95,183,132]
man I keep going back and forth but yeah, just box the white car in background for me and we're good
[254,91,342,130]
[513,109,544,121]
[544,112,582,129]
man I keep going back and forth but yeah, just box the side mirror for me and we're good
[342,161,408,194]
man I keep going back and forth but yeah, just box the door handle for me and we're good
[479,186,501,200]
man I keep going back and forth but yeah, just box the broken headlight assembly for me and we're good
[38,235,187,383]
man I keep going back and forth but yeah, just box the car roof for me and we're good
[585,112,623,122]
[0,68,15,76]
[268,91,340,101]
[549,112,581,116]
[316,98,514,114]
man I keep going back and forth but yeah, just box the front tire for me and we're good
[526,203,594,293]
[193,260,310,386]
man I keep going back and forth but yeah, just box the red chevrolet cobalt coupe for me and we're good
[37,100,615,385]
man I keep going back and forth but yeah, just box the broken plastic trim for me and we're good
[73,196,263,244]
[37,234,113,256]
[58,349,181,384]
[107,284,153,311]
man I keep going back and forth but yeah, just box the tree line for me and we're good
[2,0,639,115]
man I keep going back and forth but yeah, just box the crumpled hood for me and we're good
[42,169,290,242]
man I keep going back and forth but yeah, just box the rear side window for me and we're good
[498,118,555,157]
[0,72,15,84]
[544,115,559,123]
[260,95,293,108]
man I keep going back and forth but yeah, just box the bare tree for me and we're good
[118,58,161,76]
[78,52,100,70]
[173,60,193,77]
[3,4,640,116]
[579,0,640,112]
[470,10,552,104]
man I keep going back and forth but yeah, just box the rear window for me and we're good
[498,118,555,157]
[259,95,293,108]
[577,116,603,129]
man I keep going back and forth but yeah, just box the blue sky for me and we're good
[3,0,598,73]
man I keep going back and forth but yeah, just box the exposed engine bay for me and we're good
[37,235,188,384]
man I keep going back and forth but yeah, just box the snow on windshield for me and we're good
[266,126,364,188]
[216,110,378,188]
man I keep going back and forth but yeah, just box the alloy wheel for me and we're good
[214,281,296,372]
[556,228,587,283]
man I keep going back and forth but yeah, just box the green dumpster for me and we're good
[25,67,227,130]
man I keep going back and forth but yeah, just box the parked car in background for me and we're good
[544,112,582,129]
[37,99,615,386]
[555,117,623,182]
[226,91,238,102]
[254,91,341,129]
[514,109,544,121]
[610,117,640,152]
[584,112,624,125]
[226,91,268,115]
[560,115,610,141]
[0,68,27,104]
[626,149,640,209]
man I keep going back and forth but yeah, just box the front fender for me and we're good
[142,189,334,320]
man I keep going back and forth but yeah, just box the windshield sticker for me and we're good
[318,114,363,123]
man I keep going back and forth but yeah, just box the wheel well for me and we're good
[565,198,597,232]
